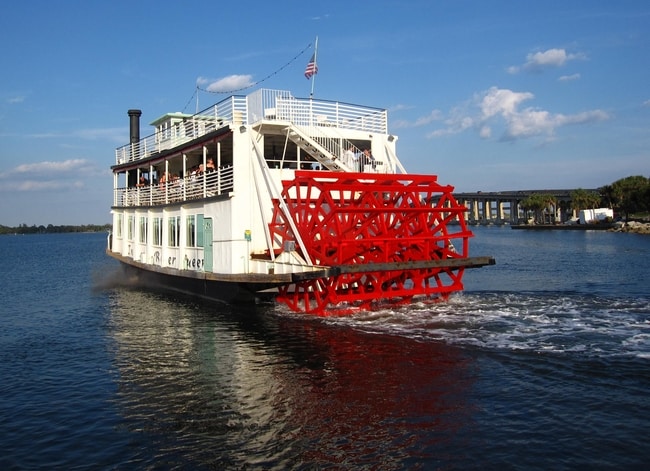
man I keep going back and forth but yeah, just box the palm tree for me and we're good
[520,194,550,224]
[558,198,573,223]
[542,194,558,224]
[570,188,601,218]
[599,185,616,209]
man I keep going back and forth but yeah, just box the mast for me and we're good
[309,36,318,98]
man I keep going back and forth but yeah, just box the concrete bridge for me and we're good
[446,189,597,225]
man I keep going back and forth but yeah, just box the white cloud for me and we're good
[555,110,610,125]
[0,159,102,192]
[427,109,474,138]
[428,127,456,138]
[3,180,85,192]
[528,49,577,67]
[392,109,442,129]
[508,48,586,74]
[429,86,609,142]
[558,73,581,82]
[390,104,415,112]
[12,159,88,175]
[643,99,650,108]
[0,128,126,143]
[414,110,443,126]
[73,128,126,142]
[480,88,534,119]
[197,74,255,93]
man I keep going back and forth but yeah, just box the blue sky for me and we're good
[1,0,649,226]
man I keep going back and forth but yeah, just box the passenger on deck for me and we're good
[206,158,216,173]
[158,172,168,188]
[361,148,376,172]
[171,173,181,192]
[136,175,149,187]
[342,146,358,171]
[190,165,199,181]
[187,166,200,198]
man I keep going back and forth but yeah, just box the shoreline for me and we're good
[511,223,613,231]
[510,221,650,234]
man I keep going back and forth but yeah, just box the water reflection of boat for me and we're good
[106,88,494,315]
[108,290,474,468]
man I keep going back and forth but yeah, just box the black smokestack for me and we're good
[128,109,142,144]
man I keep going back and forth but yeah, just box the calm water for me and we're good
[0,228,649,470]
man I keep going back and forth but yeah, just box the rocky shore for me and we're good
[610,221,650,234]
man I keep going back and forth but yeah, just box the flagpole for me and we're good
[310,36,318,99]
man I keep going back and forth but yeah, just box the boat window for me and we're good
[127,216,134,241]
[168,216,180,247]
[139,216,148,244]
[116,214,123,238]
[186,215,196,247]
[153,217,163,246]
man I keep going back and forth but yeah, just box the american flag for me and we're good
[304,53,318,79]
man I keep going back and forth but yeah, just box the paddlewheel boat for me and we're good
[107,88,494,315]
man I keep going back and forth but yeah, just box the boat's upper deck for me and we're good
[115,89,388,165]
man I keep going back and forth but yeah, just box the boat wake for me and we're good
[91,264,142,292]
[276,292,650,360]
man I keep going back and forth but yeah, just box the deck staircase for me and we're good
[284,124,353,172]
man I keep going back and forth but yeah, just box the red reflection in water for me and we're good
[274,320,477,467]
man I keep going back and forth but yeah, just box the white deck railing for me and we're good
[115,96,247,164]
[248,88,387,133]
[114,166,234,207]
[115,90,388,165]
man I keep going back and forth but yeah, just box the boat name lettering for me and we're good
[185,258,203,269]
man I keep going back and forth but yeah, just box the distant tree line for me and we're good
[520,175,650,224]
[599,175,650,221]
[0,223,111,235]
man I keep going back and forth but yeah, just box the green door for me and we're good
[203,217,213,272]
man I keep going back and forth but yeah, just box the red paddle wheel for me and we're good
[269,171,478,315]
